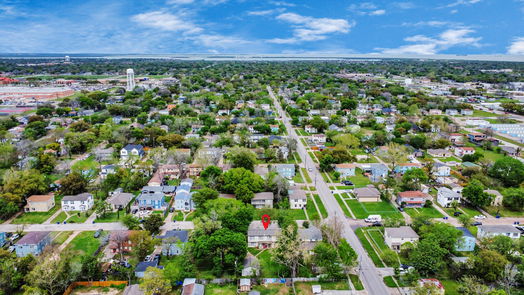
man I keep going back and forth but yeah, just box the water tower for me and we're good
[126,69,135,91]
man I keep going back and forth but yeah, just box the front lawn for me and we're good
[404,207,444,219]
[306,196,320,220]
[205,284,237,295]
[51,231,73,245]
[472,110,497,117]
[347,169,371,188]
[484,206,524,217]
[295,281,350,294]
[355,228,384,267]
[65,231,105,263]
[334,194,352,217]
[11,196,62,224]
[94,211,125,223]
[346,200,402,220]
[301,168,312,183]
[440,156,461,162]
[257,250,287,277]
[53,211,90,224]
[293,173,304,183]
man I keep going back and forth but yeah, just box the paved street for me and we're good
[268,86,390,295]
[0,221,195,232]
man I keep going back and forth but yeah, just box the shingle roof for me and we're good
[479,225,521,234]
[135,261,162,272]
[62,193,92,202]
[16,231,50,245]
[385,226,419,239]
[289,188,307,200]
[107,192,134,206]
[27,194,53,203]
[299,226,322,241]
[159,230,189,242]
[456,227,474,238]
[248,221,281,236]
[253,192,274,200]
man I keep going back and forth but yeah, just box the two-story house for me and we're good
[289,187,307,209]
[247,221,281,248]
[120,144,145,160]
[311,134,327,144]
[136,192,166,210]
[158,230,189,256]
[251,192,274,209]
[304,125,318,134]
[334,163,356,178]
[384,226,419,252]
[61,193,94,212]
[437,187,461,208]
[467,133,486,145]
[25,194,55,212]
[15,231,51,257]
[433,162,451,177]
[396,191,430,208]
[174,192,195,212]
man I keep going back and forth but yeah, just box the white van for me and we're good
[365,215,382,223]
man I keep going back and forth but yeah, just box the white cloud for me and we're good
[269,1,296,7]
[268,12,353,44]
[131,11,202,34]
[400,21,457,27]
[348,2,386,15]
[247,8,285,16]
[166,0,194,5]
[444,0,481,8]
[369,9,386,15]
[377,28,482,55]
[392,2,415,9]
[508,37,524,55]
[192,34,252,48]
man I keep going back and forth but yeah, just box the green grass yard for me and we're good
[52,211,90,224]
[94,211,125,223]
[440,156,461,162]
[301,168,312,183]
[404,207,444,219]
[484,206,524,217]
[347,200,402,219]
[306,196,320,220]
[348,169,371,188]
[472,110,497,117]
[355,228,385,267]
[293,172,304,183]
[334,194,352,217]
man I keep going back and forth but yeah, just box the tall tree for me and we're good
[272,225,304,278]
[462,180,493,207]
[143,214,165,235]
[130,231,156,261]
[140,267,172,295]
[59,171,88,195]
[488,157,524,187]
[313,242,344,280]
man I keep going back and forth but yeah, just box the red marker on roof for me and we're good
[261,214,271,230]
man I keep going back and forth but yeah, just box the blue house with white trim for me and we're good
[455,227,476,252]
[15,231,51,257]
[136,192,166,210]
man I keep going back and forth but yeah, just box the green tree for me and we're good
[461,180,493,207]
[0,143,17,168]
[235,184,255,203]
[419,222,462,253]
[227,147,257,171]
[59,171,88,195]
[35,152,56,174]
[272,225,304,278]
[26,254,77,295]
[79,255,101,281]
[192,228,247,275]
[121,214,141,230]
[221,168,264,194]
[140,267,172,295]
[94,199,111,218]
[473,250,508,282]
[157,134,185,149]
[338,239,357,267]
[192,187,219,208]
[488,157,524,187]
[333,134,360,149]
[381,249,400,267]
[143,214,165,235]
[402,168,428,190]
[502,188,524,211]
[313,242,344,280]
[3,169,48,198]
[409,239,447,276]
[130,231,156,261]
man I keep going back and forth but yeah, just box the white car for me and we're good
[9,234,19,241]
[474,215,486,219]
[308,168,313,172]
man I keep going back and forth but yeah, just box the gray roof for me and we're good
[135,261,162,273]
[354,185,380,198]
[479,225,521,234]
[137,192,164,201]
[289,188,307,200]
[299,226,322,241]
[240,278,251,286]
[142,186,164,193]
[160,230,189,242]
[62,193,92,202]
[253,192,274,200]
[175,192,192,201]
[107,192,134,206]
[457,227,475,238]
[123,144,143,151]
[385,226,419,239]
[248,221,281,236]
[484,189,502,197]
[16,231,50,245]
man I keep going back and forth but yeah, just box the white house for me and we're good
[304,125,318,134]
[454,147,475,158]
[120,144,145,160]
[289,187,307,209]
[437,187,461,208]
[311,134,326,144]
[251,192,274,209]
[61,193,94,212]
[384,226,419,252]
[433,163,451,177]
[478,225,521,239]
[247,221,281,248]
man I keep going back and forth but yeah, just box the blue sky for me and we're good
[0,0,523,55]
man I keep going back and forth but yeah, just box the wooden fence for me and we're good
[63,281,127,295]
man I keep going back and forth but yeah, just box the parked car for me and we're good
[474,215,486,219]
[341,180,354,185]
[370,222,382,227]
[398,264,415,275]
[308,168,313,172]
[154,254,160,261]
[471,221,482,226]
[398,207,404,212]
[7,246,14,253]
[169,207,175,212]
[9,234,19,241]
[94,229,103,238]
[453,211,463,217]
[144,255,152,262]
